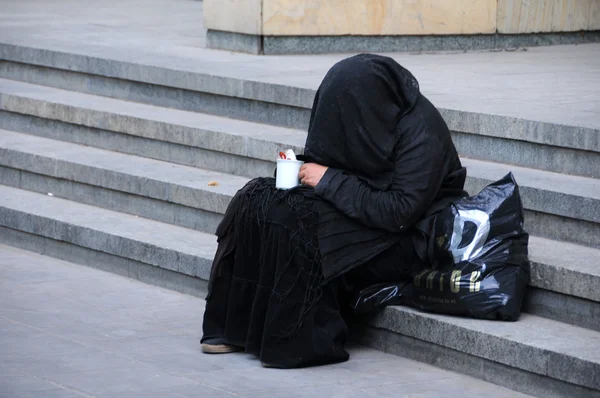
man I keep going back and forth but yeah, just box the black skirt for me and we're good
[201,178,423,368]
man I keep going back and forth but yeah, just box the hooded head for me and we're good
[304,54,420,190]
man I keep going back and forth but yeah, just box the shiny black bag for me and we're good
[349,282,409,315]
[352,173,530,321]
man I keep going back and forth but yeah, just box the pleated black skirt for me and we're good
[201,178,422,368]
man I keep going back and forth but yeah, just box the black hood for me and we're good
[304,53,420,190]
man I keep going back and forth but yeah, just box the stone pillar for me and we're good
[204,0,600,54]
[497,0,600,33]
[204,0,263,53]
[261,0,496,36]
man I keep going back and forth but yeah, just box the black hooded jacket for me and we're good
[304,54,467,280]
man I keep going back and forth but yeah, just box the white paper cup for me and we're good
[276,159,304,189]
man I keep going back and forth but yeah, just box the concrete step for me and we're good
[0,78,305,179]
[461,158,600,249]
[1,48,599,178]
[0,185,217,291]
[525,236,600,332]
[0,185,598,398]
[0,131,599,332]
[0,130,251,234]
[355,306,600,398]
[0,81,598,248]
[0,44,315,130]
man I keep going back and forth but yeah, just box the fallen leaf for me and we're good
[208,181,219,186]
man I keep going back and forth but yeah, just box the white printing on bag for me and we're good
[448,209,491,264]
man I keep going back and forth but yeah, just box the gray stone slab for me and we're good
[524,287,600,332]
[358,377,529,398]
[207,30,262,55]
[0,225,210,298]
[0,224,47,257]
[297,358,456,390]
[237,385,381,398]
[3,128,599,245]
[0,185,217,277]
[0,78,598,217]
[2,133,600,301]
[1,68,599,180]
[0,375,81,398]
[128,258,208,297]
[0,130,248,214]
[367,307,600,391]
[1,329,89,360]
[0,165,224,234]
[352,325,599,398]
[45,236,131,279]
[462,158,600,224]
[0,227,208,300]
[0,165,20,187]
[529,236,600,303]
[10,346,147,377]
[0,104,277,181]
[0,42,318,110]
[1,38,599,146]
[0,62,312,130]
[451,129,600,179]
[188,366,330,394]
[3,57,600,159]
[0,78,307,156]
[440,107,600,156]
[260,31,600,55]
[47,368,197,396]
[524,209,600,249]
[2,80,600,210]
[99,385,237,398]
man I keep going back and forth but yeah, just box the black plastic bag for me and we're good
[349,282,410,315]
[351,173,530,321]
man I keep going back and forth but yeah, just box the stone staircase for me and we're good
[0,44,599,398]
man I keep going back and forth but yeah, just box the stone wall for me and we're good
[498,0,600,33]
[204,0,600,36]
[204,0,600,53]
[204,0,262,35]
[262,0,497,36]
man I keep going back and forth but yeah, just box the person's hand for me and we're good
[299,163,328,187]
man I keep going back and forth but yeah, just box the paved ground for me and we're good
[0,0,599,131]
[0,244,533,398]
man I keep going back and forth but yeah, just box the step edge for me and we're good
[1,88,598,197]
[371,306,600,390]
[1,123,599,225]
[2,137,600,302]
[0,89,306,162]
[1,43,599,152]
[0,131,250,212]
[0,183,598,303]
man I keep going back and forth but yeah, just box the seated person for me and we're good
[201,53,467,368]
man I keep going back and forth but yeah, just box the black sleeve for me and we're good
[314,118,446,232]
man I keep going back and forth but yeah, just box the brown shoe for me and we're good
[200,338,243,354]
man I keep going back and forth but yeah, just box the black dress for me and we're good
[202,180,428,368]
[201,54,467,368]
